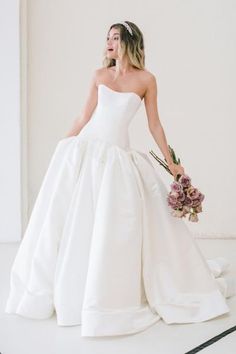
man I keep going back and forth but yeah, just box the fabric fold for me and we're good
[5,135,235,336]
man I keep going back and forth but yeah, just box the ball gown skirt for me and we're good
[5,84,235,337]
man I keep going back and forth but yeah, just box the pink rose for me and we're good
[195,205,202,213]
[167,195,183,209]
[170,181,183,192]
[192,198,201,207]
[186,186,200,200]
[184,196,193,206]
[199,193,205,202]
[179,174,191,188]
[177,191,185,202]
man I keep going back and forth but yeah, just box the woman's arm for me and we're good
[144,74,185,178]
[64,70,98,138]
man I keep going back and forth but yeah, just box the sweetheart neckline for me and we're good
[98,83,142,102]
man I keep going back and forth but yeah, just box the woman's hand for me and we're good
[168,162,185,180]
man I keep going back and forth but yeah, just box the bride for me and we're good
[66,22,184,179]
[5,20,235,337]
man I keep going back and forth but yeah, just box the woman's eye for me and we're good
[106,37,119,41]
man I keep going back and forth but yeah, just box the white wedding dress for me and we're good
[5,83,235,337]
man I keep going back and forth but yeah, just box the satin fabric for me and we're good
[5,84,234,336]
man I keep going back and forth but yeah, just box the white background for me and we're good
[0,0,21,242]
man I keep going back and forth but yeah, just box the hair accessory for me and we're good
[120,21,133,36]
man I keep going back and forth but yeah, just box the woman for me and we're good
[65,22,184,179]
[5,21,235,337]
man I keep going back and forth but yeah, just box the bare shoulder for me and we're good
[140,69,158,99]
[133,69,157,97]
[91,67,108,86]
[140,68,154,78]
[94,66,107,76]
[141,69,157,88]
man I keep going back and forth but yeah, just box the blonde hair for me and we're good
[102,21,145,80]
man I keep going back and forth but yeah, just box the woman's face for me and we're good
[106,27,120,59]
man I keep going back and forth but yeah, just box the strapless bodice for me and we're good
[78,84,142,149]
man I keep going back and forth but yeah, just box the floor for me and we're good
[0,239,236,354]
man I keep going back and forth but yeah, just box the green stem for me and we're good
[149,150,173,175]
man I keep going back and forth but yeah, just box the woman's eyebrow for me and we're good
[107,32,120,37]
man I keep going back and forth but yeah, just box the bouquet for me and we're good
[149,145,205,222]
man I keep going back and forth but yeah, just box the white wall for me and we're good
[3,0,236,242]
[0,0,21,242]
